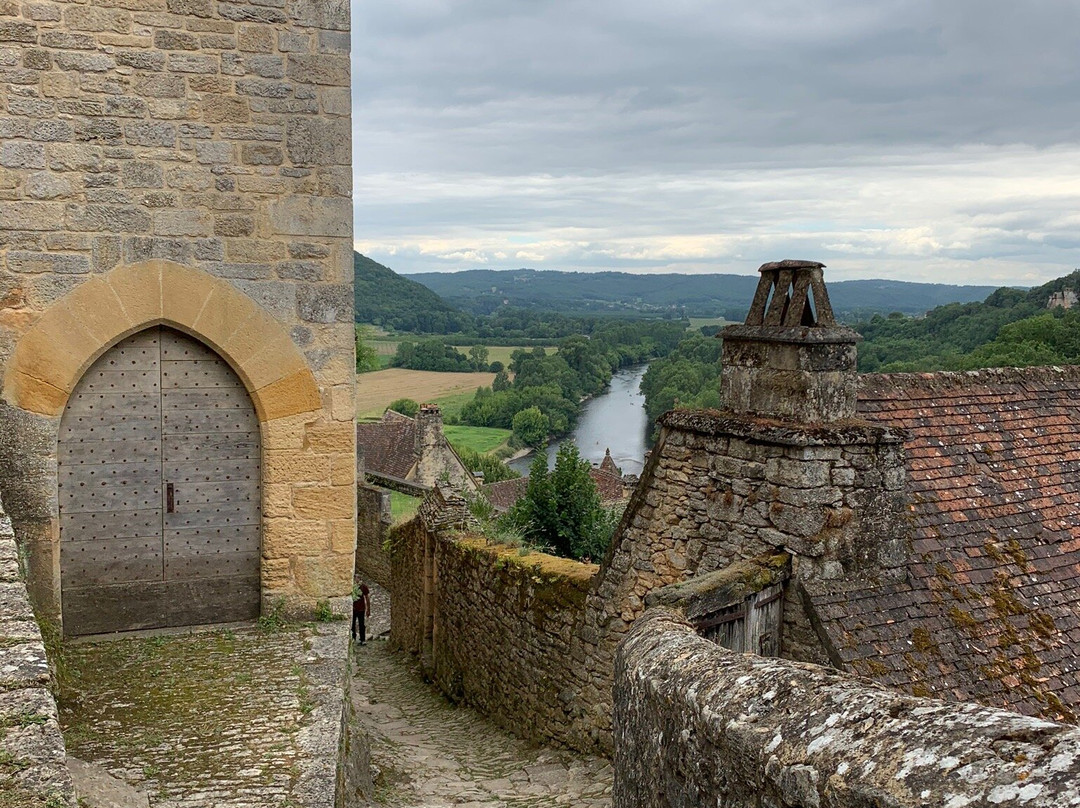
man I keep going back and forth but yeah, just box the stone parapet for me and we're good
[0,492,76,805]
[615,608,1080,808]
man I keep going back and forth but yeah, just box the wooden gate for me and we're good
[59,326,261,635]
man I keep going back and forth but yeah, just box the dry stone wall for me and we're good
[615,608,1080,808]
[0,0,356,624]
[355,483,391,588]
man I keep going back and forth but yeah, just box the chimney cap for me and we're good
[758,259,825,273]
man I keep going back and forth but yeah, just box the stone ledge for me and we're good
[658,408,905,446]
[615,608,1080,808]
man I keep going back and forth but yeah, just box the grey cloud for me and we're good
[352,1,1080,284]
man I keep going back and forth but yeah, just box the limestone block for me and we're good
[264,517,328,555]
[297,284,351,323]
[260,556,292,591]
[156,261,216,329]
[329,384,354,421]
[285,53,348,86]
[153,208,211,237]
[134,74,185,98]
[292,484,353,520]
[2,370,66,415]
[329,518,354,553]
[268,196,350,238]
[66,205,152,234]
[304,421,354,454]
[291,0,349,31]
[264,451,331,484]
[329,453,354,486]
[104,261,163,325]
[263,413,316,450]
[285,118,350,165]
[64,6,131,33]
[292,552,352,598]
[251,368,322,421]
[60,277,132,346]
[0,143,46,170]
[202,94,249,123]
[226,239,286,263]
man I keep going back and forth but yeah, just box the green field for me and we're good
[363,336,553,367]
[444,425,512,454]
[688,317,734,330]
[429,389,485,420]
[390,491,422,524]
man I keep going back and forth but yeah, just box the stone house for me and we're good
[0,0,357,636]
[607,259,1080,724]
[357,404,478,493]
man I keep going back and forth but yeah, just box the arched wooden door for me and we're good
[58,326,261,635]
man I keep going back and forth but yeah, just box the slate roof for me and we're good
[356,412,417,481]
[806,366,1080,722]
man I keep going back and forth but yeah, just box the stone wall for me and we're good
[429,537,599,750]
[0,491,76,805]
[388,516,426,659]
[389,487,608,752]
[615,608,1080,808]
[0,0,356,625]
[355,483,391,588]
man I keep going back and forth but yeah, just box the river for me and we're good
[508,364,651,476]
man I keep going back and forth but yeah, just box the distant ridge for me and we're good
[406,268,1002,321]
[354,253,471,332]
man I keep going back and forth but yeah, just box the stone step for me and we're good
[67,757,149,808]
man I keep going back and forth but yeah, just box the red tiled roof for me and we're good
[482,477,528,512]
[807,366,1080,722]
[356,413,417,481]
[591,468,626,503]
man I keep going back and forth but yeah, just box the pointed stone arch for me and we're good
[2,260,321,422]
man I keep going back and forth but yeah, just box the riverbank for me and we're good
[508,365,651,476]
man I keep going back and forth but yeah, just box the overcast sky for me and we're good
[350,1,1080,285]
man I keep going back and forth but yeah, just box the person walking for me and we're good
[352,581,371,644]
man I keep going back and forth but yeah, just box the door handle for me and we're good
[166,483,175,513]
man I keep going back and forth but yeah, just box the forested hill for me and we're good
[857,270,1080,372]
[354,253,472,333]
[406,268,999,321]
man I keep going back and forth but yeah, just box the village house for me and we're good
[356,403,478,493]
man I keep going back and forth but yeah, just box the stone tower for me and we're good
[0,0,356,634]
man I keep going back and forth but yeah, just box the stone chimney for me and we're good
[721,260,860,423]
[415,403,443,455]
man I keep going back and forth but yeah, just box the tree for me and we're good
[355,326,381,373]
[469,344,490,371]
[386,398,420,418]
[492,368,511,392]
[506,443,612,560]
[511,406,549,448]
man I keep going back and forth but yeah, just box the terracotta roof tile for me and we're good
[356,413,417,481]
[806,366,1080,724]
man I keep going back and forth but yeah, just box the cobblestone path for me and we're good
[58,622,346,807]
[352,639,613,807]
